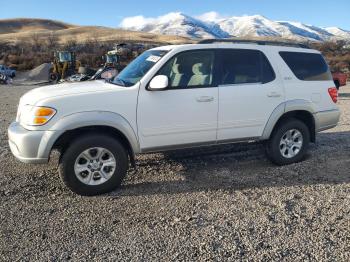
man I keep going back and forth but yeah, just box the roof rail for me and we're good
[197,39,310,49]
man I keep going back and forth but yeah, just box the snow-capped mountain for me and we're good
[120,13,229,39]
[120,13,350,42]
[324,27,350,39]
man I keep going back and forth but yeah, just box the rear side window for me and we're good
[279,52,332,81]
[219,49,275,85]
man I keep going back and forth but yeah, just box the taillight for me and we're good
[328,87,338,103]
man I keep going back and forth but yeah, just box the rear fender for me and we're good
[261,99,316,140]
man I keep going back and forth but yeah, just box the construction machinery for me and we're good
[67,43,147,82]
[49,51,81,82]
[90,50,121,80]
[90,44,134,80]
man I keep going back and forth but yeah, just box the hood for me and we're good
[19,80,124,105]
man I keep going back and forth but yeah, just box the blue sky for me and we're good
[1,0,349,29]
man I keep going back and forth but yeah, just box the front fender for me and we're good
[37,111,140,159]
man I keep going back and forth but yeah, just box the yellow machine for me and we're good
[50,51,81,82]
[90,47,131,80]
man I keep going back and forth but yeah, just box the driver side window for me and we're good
[157,50,215,89]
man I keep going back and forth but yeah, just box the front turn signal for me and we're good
[30,106,56,126]
[34,107,56,117]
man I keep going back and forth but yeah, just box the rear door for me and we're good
[278,51,336,112]
[217,48,284,141]
[137,49,219,151]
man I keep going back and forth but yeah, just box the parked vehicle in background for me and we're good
[0,64,16,78]
[0,73,10,84]
[332,72,347,89]
[8,40,340,195]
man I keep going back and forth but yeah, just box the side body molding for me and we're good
[261,99,317,140]
[37,111,140,160]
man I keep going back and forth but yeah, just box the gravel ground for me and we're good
[0,84,349,261]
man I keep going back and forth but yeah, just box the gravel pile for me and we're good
[15,63,52,84]
[0,85,349,261]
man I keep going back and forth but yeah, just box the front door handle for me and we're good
[267,92,282,98]
[196,96,214,102]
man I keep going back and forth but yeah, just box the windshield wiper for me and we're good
[105,78,125,87]
[113,78,127,87]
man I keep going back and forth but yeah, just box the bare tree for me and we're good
[31,33,41,52]
[47,31,59,50]
[64,37,78,51]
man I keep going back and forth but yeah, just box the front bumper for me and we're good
[8,122,49,164]
[315,109,341,132]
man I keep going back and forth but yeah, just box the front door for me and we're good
[137,49,219,151]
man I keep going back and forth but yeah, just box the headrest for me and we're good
[192,63,211,75]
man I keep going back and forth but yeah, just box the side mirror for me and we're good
[149,75,168,91]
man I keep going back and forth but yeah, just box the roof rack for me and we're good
[197,39,310,49]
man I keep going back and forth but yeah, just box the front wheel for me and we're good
[59,134,128,196]
[266,119,310,165]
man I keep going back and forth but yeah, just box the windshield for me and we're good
[59,52,72,62]
[106,54,118,63]
[112,49,168,87]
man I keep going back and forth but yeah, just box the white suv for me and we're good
[8,40,340,195]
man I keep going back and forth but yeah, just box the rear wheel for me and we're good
[59,134,128,195]
[266,119,310,165]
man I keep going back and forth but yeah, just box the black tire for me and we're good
[49,73,59,82]
[334,80,340,90]
[59,134,128,196]
[266,119,310,165]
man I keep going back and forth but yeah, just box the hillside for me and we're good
[0,18,73,34]
[0,18,190,45]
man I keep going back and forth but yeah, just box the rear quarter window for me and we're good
[279,51,332,81]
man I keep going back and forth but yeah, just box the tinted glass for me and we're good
[220,49,275,85]
[157,50,215,88]
[113,50,168,87]
[279,52,332,81]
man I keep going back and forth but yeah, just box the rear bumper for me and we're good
[8,122,49,164]
[315,109,341,132]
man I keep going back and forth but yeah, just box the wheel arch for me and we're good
[38,111,140,164]
[262,100,317,143]
[53,125,136,166]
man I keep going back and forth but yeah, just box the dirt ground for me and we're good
[0,84,349,261]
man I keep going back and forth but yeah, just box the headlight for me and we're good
[20,105,57,126]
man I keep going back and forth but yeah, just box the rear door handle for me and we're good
[267,92,282,98]
[196,96,214,102]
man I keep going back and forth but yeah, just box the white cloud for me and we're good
[195,11,225,22]
[119,11,226,29]
[157,12,183,23]
[119,15,155,30]
[120,12,186,30]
